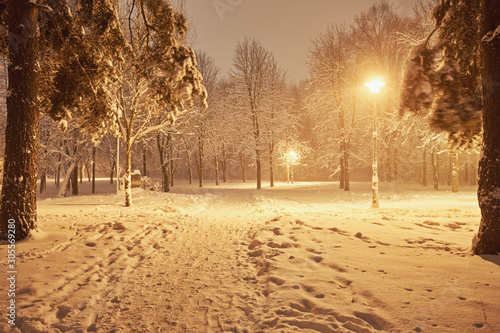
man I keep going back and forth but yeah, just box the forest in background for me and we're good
[2,0,500,255]
[0,0,479,197]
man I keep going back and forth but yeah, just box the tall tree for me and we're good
[308,24,359,191]
[192,50,219,188]
[104,0,206,206]
[231,38,278,190]
[474,0,500,254]
[0,0,48,240]
[399,0,500,254]
[0,0,128,239]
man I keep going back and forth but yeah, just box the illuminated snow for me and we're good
[1,180,498,332]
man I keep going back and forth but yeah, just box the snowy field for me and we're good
[1,180,499,333]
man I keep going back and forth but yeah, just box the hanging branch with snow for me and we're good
[399,0,482,148]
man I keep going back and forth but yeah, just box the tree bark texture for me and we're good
[474,0,500,254]
[432,148,439,191]
[0,1,40,240]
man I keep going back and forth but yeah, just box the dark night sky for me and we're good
[185,0,418,84]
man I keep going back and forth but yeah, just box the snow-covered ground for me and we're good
[1,180,499,333]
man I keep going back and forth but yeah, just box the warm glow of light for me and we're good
[365,79,385,93]
[289,151,299,162]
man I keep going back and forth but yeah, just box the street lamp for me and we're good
[285,150,300,184]
[365,79,385,208]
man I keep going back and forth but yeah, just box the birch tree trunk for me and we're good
[452,151,459,193]
[124,143,132,207]
[57,162,77,198]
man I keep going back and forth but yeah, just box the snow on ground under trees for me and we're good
[1,180,499,333]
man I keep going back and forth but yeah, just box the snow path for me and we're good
[1,182,499,332]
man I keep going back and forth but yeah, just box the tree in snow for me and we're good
[306,2,415,190]
[104,0,206,206]
[190,50,220,188]
[353,1,416,185]
[0,0,128,239]
[260,66,291,187]
[0,0,48,240]
[474,0,500,254]
[399,0,482,148]
[399,0,500,254]
[307,24,362,191]
[230,38,279,190]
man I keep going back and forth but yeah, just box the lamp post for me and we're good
[365,79,385,208]
[285,150,299,184]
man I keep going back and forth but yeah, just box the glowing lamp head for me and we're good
[288,151,299,163]
[365,80,385,93]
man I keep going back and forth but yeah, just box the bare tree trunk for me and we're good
[124,144,132,206]
[142,145,147,177]
[92,146,96,194]
[422,147,427,187]
[0,0,40,240]
[269,142,274,188]
[214,155,219,186]
[344,140,350,191]
[256,150,262,190]
[162,163,170,192]
[157,133,170,193]
[57,162,77,197]
[110,160,115,185]
[197,136,204,188]
[253,113,262,190]
[85,163,90,182]
[56,159,61,187]
[79,161,83,184]
[168,138,175,187]
[186,149,193,185]
[239,153,246,183]
[339,156,345,189]
[72,164,79,195]
[222,145,227,183]
[39,169,46,194]
[474,0,500,254]
[431,148,439,190]
[452,151,459,193]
